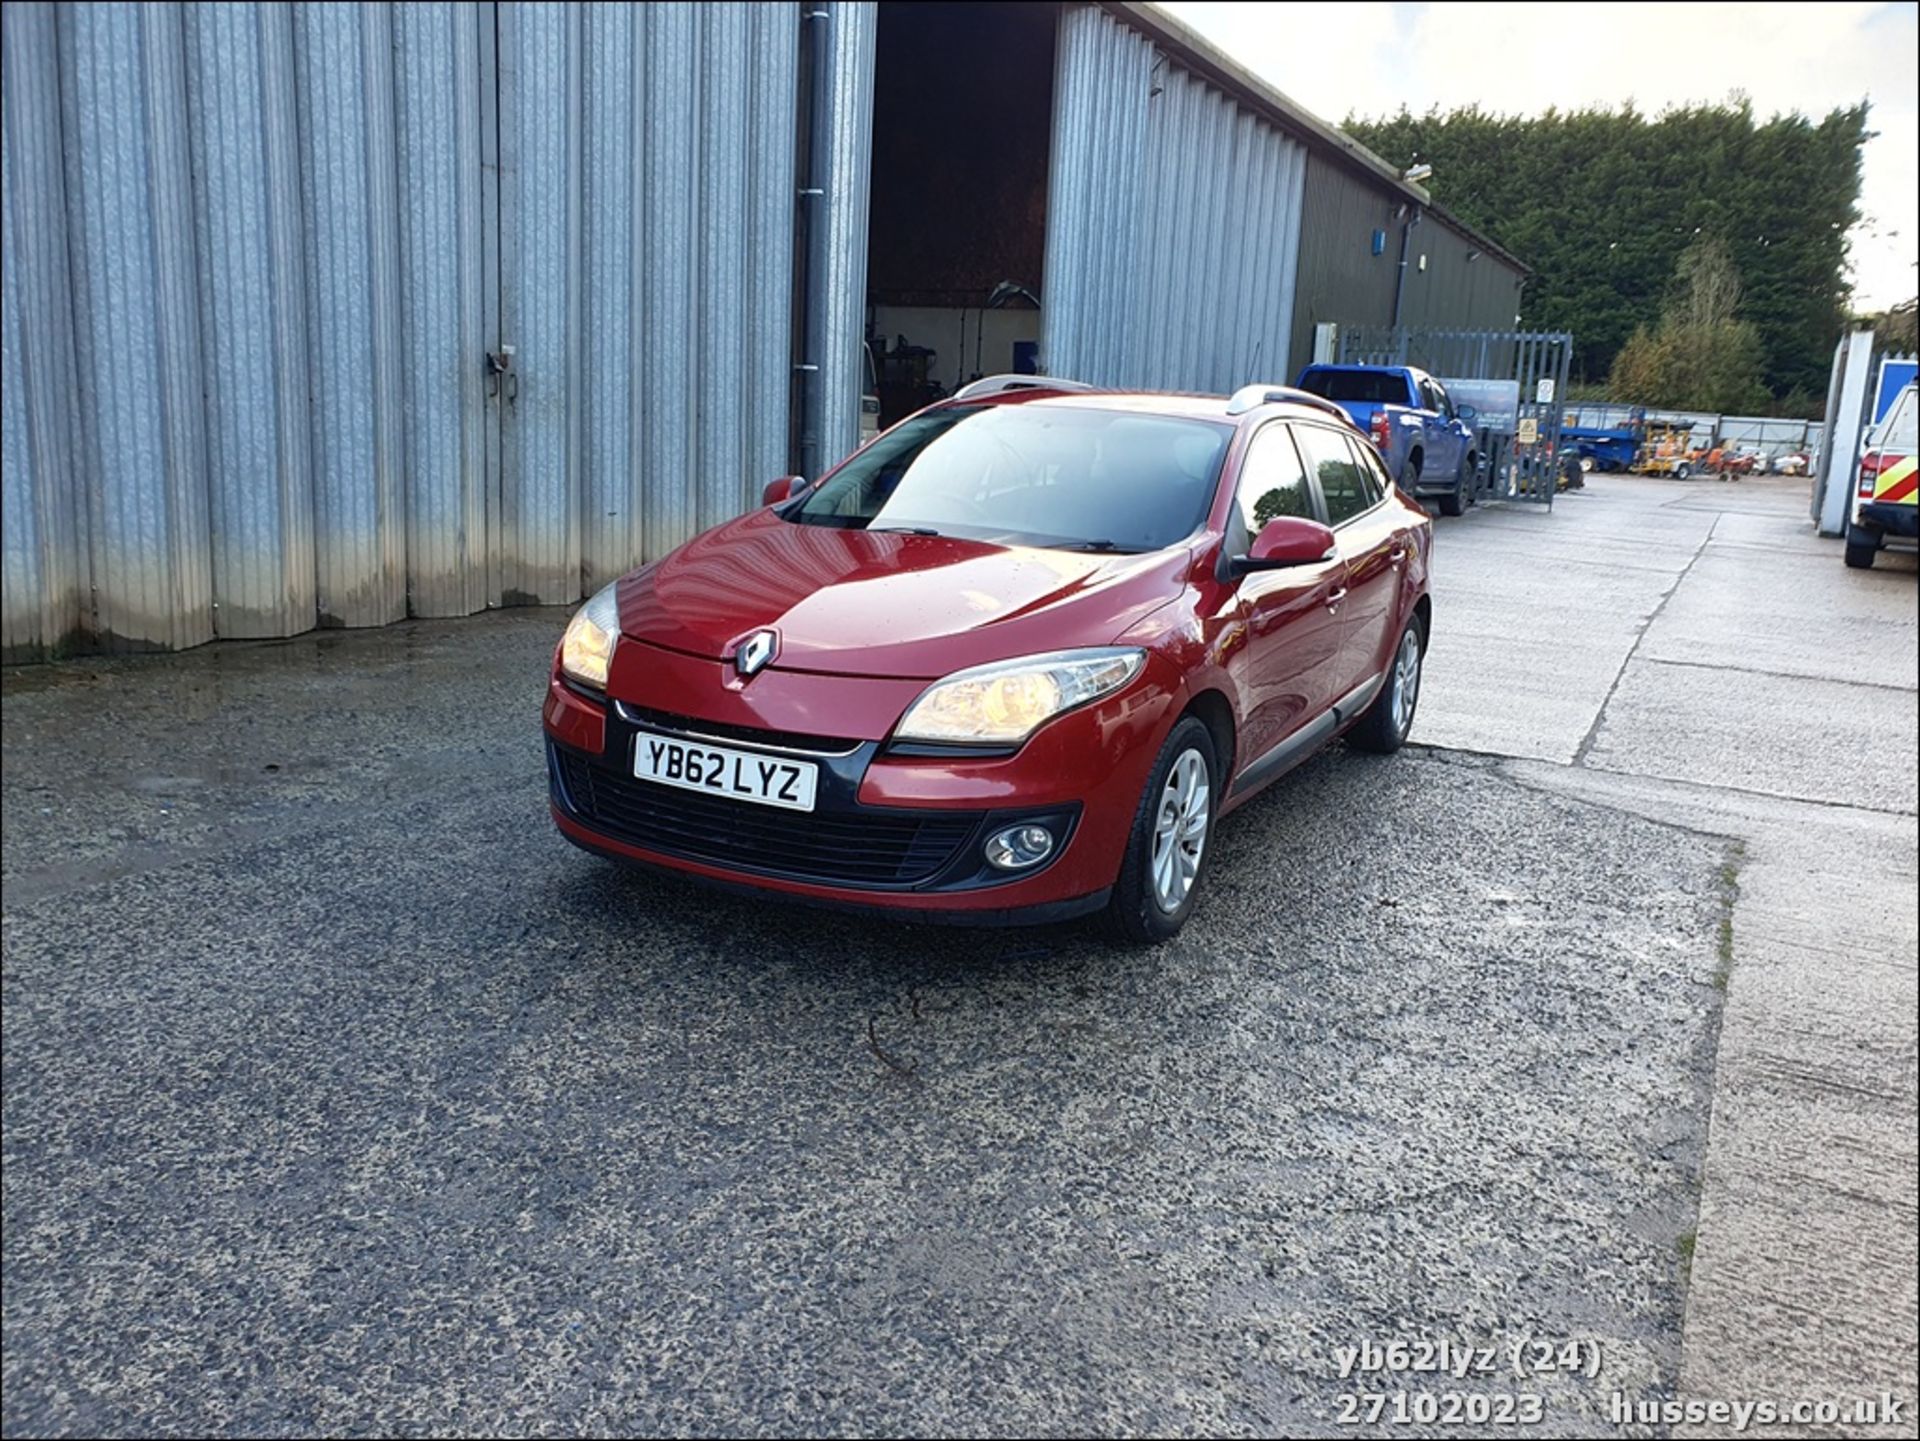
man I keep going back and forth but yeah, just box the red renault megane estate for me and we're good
[545,376,1433,943]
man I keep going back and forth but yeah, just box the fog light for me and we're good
[985,823,1055,870]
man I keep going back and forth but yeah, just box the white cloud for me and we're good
[1159,0,1919,309]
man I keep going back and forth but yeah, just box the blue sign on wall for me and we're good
[1875,358,1917,422]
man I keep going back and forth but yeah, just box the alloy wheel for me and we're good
[1392,627,1422,737]
[1150,749,1211,913]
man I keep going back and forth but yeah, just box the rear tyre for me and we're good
[1101,716,1217,946]
[1398,457,1420,498]
[1675,461,1693,480]
[1844,525,1880,570]
[1437,461,1468,517]
[1348,612,1425,755]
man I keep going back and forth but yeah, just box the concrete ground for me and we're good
[1,472,1911,1436]
[1421,473,1918,1438]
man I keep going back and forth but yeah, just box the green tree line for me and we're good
[1344,100,1869,407]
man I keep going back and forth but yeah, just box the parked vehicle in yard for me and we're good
[1637,422,1701,478]
[545,377,1434,944]
[1561,423,1640,473]
[1845,381,1917,570]
[1295,364,1478,516]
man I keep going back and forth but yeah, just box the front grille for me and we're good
[555,750,980,888]
[613,702,857,756]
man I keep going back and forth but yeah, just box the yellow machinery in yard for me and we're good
[1636,421,1701,478]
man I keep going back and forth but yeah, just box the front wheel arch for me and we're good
[1180,687,1237,782]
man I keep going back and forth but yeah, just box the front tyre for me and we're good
[1102,716,1217,945]
[1348,612,1425,755]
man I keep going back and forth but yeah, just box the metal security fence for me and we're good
[1560,403,1825,458]
[1337,326,1573,506]
[1,0,876,662]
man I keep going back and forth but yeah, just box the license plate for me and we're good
[632,731,818,813]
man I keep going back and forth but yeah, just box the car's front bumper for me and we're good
[542,646,1175,921]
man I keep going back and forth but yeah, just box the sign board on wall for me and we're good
[1876,358,1917,423]
[1516,417,1540,445]
[1536,377,1556,403]
[1441,378,1522,433]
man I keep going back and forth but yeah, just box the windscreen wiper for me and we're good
[1057,539,1136,553]
[870,525,942,537]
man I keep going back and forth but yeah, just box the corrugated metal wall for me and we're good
[1288,157,1398,378]
[1291,155,1527,377]
[1398,215,1526,335]
[1,0,821,660]
[809,3,876,476]
[1041,5,1305,393]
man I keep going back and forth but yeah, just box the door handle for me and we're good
[1326,586,1348,608]
[486,345,516,401]
[1389,546,1408,564]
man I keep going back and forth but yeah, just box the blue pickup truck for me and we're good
[1294,364,1479,515]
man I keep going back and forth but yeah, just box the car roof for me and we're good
[949,387,1360,430]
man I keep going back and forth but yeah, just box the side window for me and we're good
[1232,424,1317,537]
[1429,380,1454,419]
[1293,424,1375,525]
[1344,435,1388,506]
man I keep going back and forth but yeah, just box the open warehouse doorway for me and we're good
[863,1,1056,427]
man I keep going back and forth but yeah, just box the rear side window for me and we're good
[1343,435,1390,506]
[1292,423,1376,525]
[1232,424,1317,535]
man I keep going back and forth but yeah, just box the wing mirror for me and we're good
[1231,516,1337,575]
[1456,404,1477,422]
[762,474,808,505]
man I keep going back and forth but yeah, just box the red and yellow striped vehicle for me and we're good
[1847,382,1918,570]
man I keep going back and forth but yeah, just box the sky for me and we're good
[1159,0,1920,310]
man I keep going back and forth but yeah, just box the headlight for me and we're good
[559,581,622,690]
[895,647,1146,745]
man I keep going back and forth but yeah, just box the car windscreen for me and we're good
[1297,370,1409,404]
[789,404,1232,553]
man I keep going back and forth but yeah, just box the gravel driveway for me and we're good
[2,613,1725,1436]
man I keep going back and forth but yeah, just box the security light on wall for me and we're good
[1403,162,1433,184]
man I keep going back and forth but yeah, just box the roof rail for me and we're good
[951,373,1097,401]
[1223,383,1351,423]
